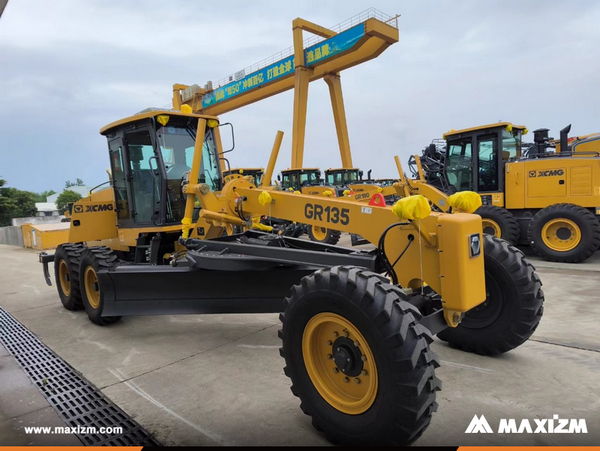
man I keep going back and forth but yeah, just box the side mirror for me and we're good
[219,123,235,153]
[277,174,281,182]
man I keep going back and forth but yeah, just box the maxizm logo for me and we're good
[465,414,587,434]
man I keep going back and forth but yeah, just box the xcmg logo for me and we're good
[528,169,565,178]
[465,414,587,434]
[73,204,114,213]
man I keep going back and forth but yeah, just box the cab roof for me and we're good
[281,168,321,173]
[224,168,264,173]
[325,168,360,172]
[100,109,219,135]
[443,122,526,139]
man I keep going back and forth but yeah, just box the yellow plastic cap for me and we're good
[342,189,351,196]
[181,217,193,238]
[258,191,273,206]
[157,115,170,126]
[391,195,431,220]
[181,104,193,114]
[448,191,482,213]
[207,119,219,128]
[251,217,273,232]
[322,190,333,197]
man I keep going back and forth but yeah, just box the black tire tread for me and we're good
[475,205,520,244]
[279,266,440,446]
[54,243,85,310]
[80,246,121,325]
[437,235,544,355]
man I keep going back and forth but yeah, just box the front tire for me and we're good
[527,203,600,263]
[475,205,520,244]
[79,247,122,325]
[279,266,441,446]
[54,243,85,310]
[307,226,341,245]
[437,235,544,355]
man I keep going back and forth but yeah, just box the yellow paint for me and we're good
[506,158,600,209]
[481,218,502,238]
[302,313,378,414]
[58,260,71,296]
[83,266,100,309]
[22,223,70,250]
[437,213,486,314]
[541,218,581,252]
[443,122,526,139]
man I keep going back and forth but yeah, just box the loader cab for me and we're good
[102,111,222,227]
[280,168,322,191]
[324,168,362,186]
[443,123,524,194]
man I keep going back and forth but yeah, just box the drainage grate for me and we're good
[0,307,161,446]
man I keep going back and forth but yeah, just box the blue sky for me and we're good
[1,0,599,193]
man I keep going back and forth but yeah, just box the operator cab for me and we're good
[324,168,362,186]
[101,110,222,227]
[223,168,264,186]
[443,123,524,195]
[279,168,322,191]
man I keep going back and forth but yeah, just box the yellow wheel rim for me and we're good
[302,313,378,415]
[84,266,101,309]
[541,218,581,252]
[481,218,502,238]
[311,226,328,241]
[58,260,71,297]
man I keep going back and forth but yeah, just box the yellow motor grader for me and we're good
[39,10,544,446]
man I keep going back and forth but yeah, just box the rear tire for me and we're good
[79,247,122,325]
[54,243,85,310]
[279,266,441,446]
[437,235,544,355]
[527,203,600,263]
[307,226,341,245]
[475,205,520,244]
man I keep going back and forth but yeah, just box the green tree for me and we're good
[34,190,57,202]
[0,180,38,226]
[56,190,82,214]
[65,178,85,189]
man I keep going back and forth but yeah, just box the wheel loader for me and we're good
[409,122,600,263]
[39,11,544,446]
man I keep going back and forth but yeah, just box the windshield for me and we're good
[156,124,220,223]
[300,171,321,186]
[445,140,473,191]
[502,130,522,160]
[327,170,358,185]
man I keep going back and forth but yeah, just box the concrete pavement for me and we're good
[0,241,599,446]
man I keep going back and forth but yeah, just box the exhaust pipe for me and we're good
[560,124,572,153]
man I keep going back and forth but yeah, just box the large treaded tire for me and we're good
[54,243,85,310]
[437,235,544,355]
[475,205,520,245]
[307,226,341,245]
[279,266,441,446]
[527,203,600,263]
[79,246,122,326]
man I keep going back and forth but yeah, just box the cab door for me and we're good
[476,134,499,192]
[446,139,473,192]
